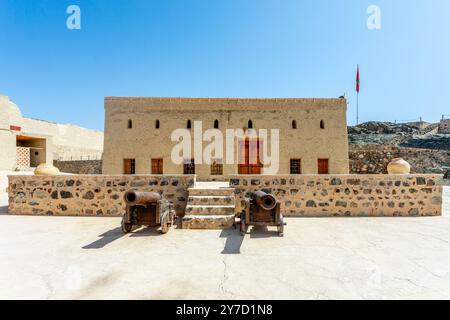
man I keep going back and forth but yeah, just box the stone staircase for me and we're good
[182,182,236,229]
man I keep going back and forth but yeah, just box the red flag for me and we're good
[356,65,360,93]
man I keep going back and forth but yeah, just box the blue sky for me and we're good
[1,0,449,130]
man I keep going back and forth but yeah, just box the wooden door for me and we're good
[318,159,329,174]
[124,159,135,175]
[238,139,263,175]
[151,158,163,174]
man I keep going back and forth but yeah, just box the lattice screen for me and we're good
[16,147,30,168]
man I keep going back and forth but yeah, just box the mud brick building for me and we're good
[102,97,349,180]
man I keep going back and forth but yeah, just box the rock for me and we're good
[444,170,450,179]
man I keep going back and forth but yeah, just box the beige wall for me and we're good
[0,95,104,170]
[0,130,17,170]
[0,96,21,170]
[103,97,349,180]
[21,118,103,160]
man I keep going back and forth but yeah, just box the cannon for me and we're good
[239,190,286,236]
[121,190,174,234]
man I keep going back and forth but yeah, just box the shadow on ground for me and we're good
[0,205,8,215]
[220,224,283,254]
[83,226,166,249]
[220,229,244,254]
[83,227,125,249]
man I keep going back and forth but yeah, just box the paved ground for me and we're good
[1,187,450,300]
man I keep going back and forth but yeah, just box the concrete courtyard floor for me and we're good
[1,187,450,300]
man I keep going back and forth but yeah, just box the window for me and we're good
[214,119,219,129]
[127,119,132,129]
[183,159,195,175]
[187,120,192,129]
[124,159,136,175]
[292,120,297,129]
[320,120,325,129]
[318,159,329,174]
[290,159,301,174]
[210,160,223,175]
[248,120,253,129]
[155,120,160,129]
[151,158,163,174]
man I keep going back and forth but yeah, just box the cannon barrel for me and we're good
[252,190,277,211]
[124,190,161,206]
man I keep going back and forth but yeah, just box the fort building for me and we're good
[102,97,350,180]
[0,95,103,171]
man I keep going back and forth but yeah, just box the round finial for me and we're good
[34,163,61,176]
[387,158,411,174]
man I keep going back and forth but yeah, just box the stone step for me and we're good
[188,188,235,197]
[188,195,235,206]
[181,214,235,229]
[185,205,236,215]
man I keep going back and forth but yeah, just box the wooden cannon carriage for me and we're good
[121,190,174,234]
[239,190,286,236]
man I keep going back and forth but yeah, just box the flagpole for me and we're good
[356,64,360,126]
[357,91,359,125]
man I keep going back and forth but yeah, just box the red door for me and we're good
[238,139,263,174]
[318,159,329,174]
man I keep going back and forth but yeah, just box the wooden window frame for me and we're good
[210,160,223,176]
[318,158,329,174]
[124,159,136,175]
[290,159,302,174]
[151,158,163,174]
[183,159,195,175]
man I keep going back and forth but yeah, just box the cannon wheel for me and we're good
[121,217,133,234]
[277,215,285,237]
[160,214,171,234]
[240,219,247,236]
[161,222,169,234]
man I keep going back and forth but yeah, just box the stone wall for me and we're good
[349,145,450,174]
[439,119,450,134]
[53,160,102,174]
[8,175,195,217]
[230,175,443,217]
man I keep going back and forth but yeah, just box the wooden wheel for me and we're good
[121,217,133,234]
[161,221,169,234]
[277,215,285,237]
[240,218,247,236]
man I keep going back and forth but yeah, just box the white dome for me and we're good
[0,95,23,130]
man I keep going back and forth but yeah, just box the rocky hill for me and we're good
[348,121,450,150]
[348,122,450,178]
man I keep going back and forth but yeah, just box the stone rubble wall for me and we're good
[438,119,450,134]
[8,175,195,217]
[349,145,450,174]
[53,160,102,174]
[230,175,443,217]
